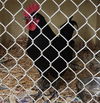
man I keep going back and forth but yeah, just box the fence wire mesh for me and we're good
[0,0,100,103]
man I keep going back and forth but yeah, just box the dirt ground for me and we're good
[0,36,100,103]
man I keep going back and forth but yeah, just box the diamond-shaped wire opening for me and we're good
[51,11,67,27]
[86,59,100,75]
[60,68,75,83]
[16,33,28,49]
[69,57,84,72]
[18,54,33,70]
[1,33,14,48]
[87,36,100,52]
[26,39,41,59]
[34,34,50,50]
[77,69,93,82]
[41,0,58,17]
[1,54,16,70]
[60,0,77,17]
[78,47,94,63]
[35,56,50,72]
[0,9,12,26]
[7,21,23,38]
[51,35,67,51]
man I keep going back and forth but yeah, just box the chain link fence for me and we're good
[0,0,100,103]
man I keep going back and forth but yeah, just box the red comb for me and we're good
[23,3,40,17]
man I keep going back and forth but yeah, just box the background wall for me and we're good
[0,0,99,48]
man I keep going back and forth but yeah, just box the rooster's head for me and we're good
[23,3,40,31]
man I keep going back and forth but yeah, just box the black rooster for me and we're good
[23,3,78,101]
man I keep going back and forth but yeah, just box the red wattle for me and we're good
[28,23,37,31]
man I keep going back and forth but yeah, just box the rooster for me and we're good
[23,3,78,101]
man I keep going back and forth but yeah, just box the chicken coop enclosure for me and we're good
[0,0,100,103]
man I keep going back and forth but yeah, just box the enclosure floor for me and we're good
[0,36,100,103]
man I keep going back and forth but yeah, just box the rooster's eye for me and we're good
[34,15,38,19]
